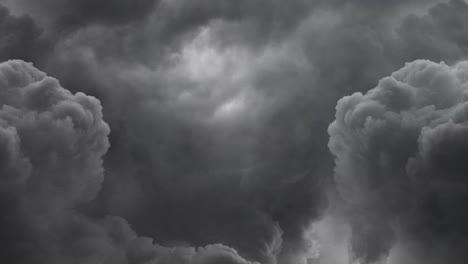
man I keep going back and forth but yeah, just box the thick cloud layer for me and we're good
[399,0,468,62]
[2,0,468,263]
[329,59,468,263]
[0,5,50,63]
[7,0,158,29]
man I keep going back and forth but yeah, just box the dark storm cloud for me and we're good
[0,59,110,263]
[4,0,468,264]
[32,2,329,262]
[329,59,468,264]
[398,0,468,63]
[35,0,468,263]
[0,59,257,264]
[10,0,158,29]
[0,5,50,63]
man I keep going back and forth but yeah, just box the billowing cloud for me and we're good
[329,59,468,263]
[0,60,258,264]
[3,0,468,263]
[0,59,110,263]
[0,59,109,205]
[36,1,468,263]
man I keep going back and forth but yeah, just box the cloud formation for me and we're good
[0,59,110,263]
[3,0,468,263]
[329,59,468,264]
[0,60,258,264]
[0,5,50,63]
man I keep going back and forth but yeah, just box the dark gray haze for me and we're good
[0,0,468,263]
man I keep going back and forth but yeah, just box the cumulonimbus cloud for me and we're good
[329,59,468,264]
[4,0,468,263]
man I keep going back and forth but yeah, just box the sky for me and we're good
[0,0,468,263]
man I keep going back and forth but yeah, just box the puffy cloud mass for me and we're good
[0,59,110,263]
[0,60,256,264]
[0,59,109,205]
[3,0,468,263]
[329,59,468,264]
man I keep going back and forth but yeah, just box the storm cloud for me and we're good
[329,60,468,263]
[2,0,468,264]
[0,59,258,264]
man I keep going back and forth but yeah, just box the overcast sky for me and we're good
[0,0,468,263]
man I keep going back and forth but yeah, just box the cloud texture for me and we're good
[330,60,468,263]
[0,60,257,264]
[2,0,468,263]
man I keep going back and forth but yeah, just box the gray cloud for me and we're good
[0,59,259,264]
[398,0,468,63]
[8,0,158,29]
[0,59,109,263]
[329,59,468,263]
[0,5,50,64]
[36,1,468,263]
[3,0,468,263]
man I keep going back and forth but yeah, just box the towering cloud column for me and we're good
[0,59,112,263]
[329,60,468,264]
